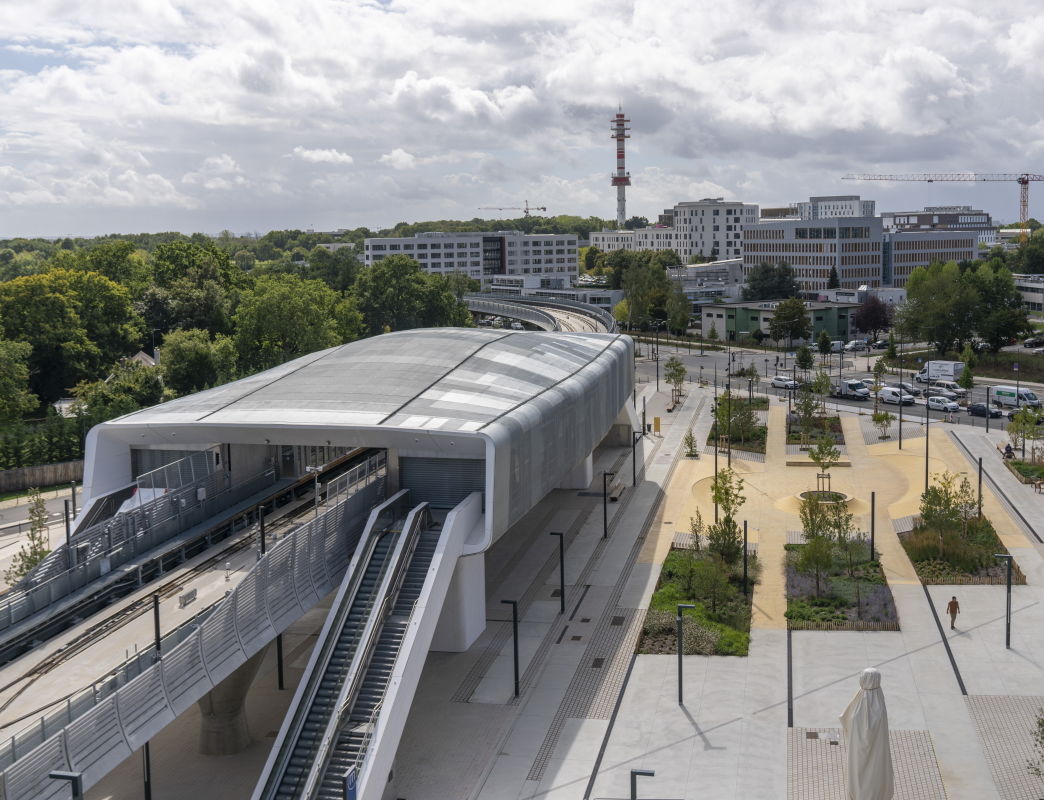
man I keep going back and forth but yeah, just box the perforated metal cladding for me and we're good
[399,457,485,508]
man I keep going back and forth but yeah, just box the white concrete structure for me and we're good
[1014,273,1044,313]
[795,195,876,220]
[362,231,579,288]
[82,328,635,651]
[882,205,997,249]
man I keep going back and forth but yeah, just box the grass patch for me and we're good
[784,543,899,630]
[899,516,1026,584]
[638,549,755,656]
[1008,460,1044,481]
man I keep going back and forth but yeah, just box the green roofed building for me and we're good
[700,299,860,343]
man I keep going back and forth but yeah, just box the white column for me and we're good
[431,553,486,652]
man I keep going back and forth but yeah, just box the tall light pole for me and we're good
[994,554,1013,649]
[549,532,565,613]
[676,603,695,704]
[602,471,615,539]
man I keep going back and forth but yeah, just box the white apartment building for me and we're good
[589,198,759,262]
[794,195,876,219]
[362,231,578,288]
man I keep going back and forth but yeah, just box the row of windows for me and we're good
[744,229,785,240]
[795,226,871,240]
[893,250,972,263]
[840,242,880,252]
[840,255,882,266]
[745,242,835,253]
[892,239,974,251]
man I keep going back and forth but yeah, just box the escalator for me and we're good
[312,526,441,798]
[255,491,428,800]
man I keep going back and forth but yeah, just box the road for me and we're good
[633,340,1042,432]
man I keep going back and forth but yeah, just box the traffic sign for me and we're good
[343,767,357,800]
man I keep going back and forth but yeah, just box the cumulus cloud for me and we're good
[291,146,354,165]
[0,0,1038,233]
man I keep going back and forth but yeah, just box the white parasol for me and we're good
[839,667,894,800]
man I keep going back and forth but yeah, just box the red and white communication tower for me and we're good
[610,108,631,228]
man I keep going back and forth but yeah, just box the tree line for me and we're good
[0,238,474,469]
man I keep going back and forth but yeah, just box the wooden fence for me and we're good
[0,461,83,494]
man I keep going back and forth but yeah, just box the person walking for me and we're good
[946,596,960,630]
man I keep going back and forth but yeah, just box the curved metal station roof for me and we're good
[115,328,629,434]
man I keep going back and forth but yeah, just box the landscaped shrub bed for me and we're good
[707,394,768,454]
[638,548,755,656]
[899,470,1026,585]
[899,518,1026,585]
[1007,459,1044,482]
[784,543,899,630]
[787,415,844,445]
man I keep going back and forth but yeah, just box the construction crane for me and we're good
[478,200,547,217]
[843,172,1044,242]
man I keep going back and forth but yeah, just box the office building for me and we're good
[363,231,579,288]
[881,205,996,248]
[794,195,876,219]
[590,198,759,262]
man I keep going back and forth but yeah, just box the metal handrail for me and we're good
[300,502,428,799]
[256,491,408,800]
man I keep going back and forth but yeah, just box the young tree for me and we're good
[872,410,896,439]
[751,328,766,346]
[794,386,819,442]
[798,534,834,596]
[799,493,832,541]
[707,518,743,565]
[690,558,734,616]
[809,436,841,483]
[664,356,687,403]
[710,466,746,552]
[683,427,699,458]
[795,345,815,375]
[707,325,719,343]
[871,359,888,412]
[885,332,898,361]
[827,265,840,289]
[812,369,832,415]
[4,488,51,583]
[817,329,832,360]
[1008,408,1039,456]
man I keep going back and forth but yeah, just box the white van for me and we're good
[991,385,1042,409]
[844,340,867,352]
[877,387,914,405]
[830,340,845,353]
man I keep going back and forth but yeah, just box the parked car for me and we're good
[1033,347,1044,355]
[927,396,960,413]
[859,378,879,390]
[967,403,1002,418]
[770,375,800,390]
[1006,408,1044,423]
[844,340,867,352]
[930,379,967,398]
[871,340,889,350]
[896,381,922,397]
[877,387,915,405]
[926,386,958,401]
[1024,336,1043,347]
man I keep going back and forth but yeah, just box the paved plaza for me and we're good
[48,349,1044,799]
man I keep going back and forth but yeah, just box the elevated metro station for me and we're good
[0,328,636,800]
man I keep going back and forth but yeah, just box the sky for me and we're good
[0,0,1042,238]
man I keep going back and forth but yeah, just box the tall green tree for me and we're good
[0,338,38,420]
[160,328,237,396]
[72,361,163,421]
[769,298,811,347]
[352,256,469,335]
[234,274,357,370]
[666,285,690,335]
[0,270,142,403]
[902,261,980,353]
[742,262,799,301]
[826,265,840,289]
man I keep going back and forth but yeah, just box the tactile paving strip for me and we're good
[788,727,947,799]
[966,694,1044,800]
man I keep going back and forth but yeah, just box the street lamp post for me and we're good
[676,603,695,704]
[630,769,655,800]
[632,430,641,486]
[742,520,749,595]
[986,386,991,433]
[549,532,565,613]
[977,456,983,517]
[49,772,84,800]
[726,381,732,468]
[602,472,615,539]
[925,399,930,494]
[994,554,1013,649]
[500,600,520,696]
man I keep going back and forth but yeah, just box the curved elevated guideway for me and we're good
[464,293,617,334]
